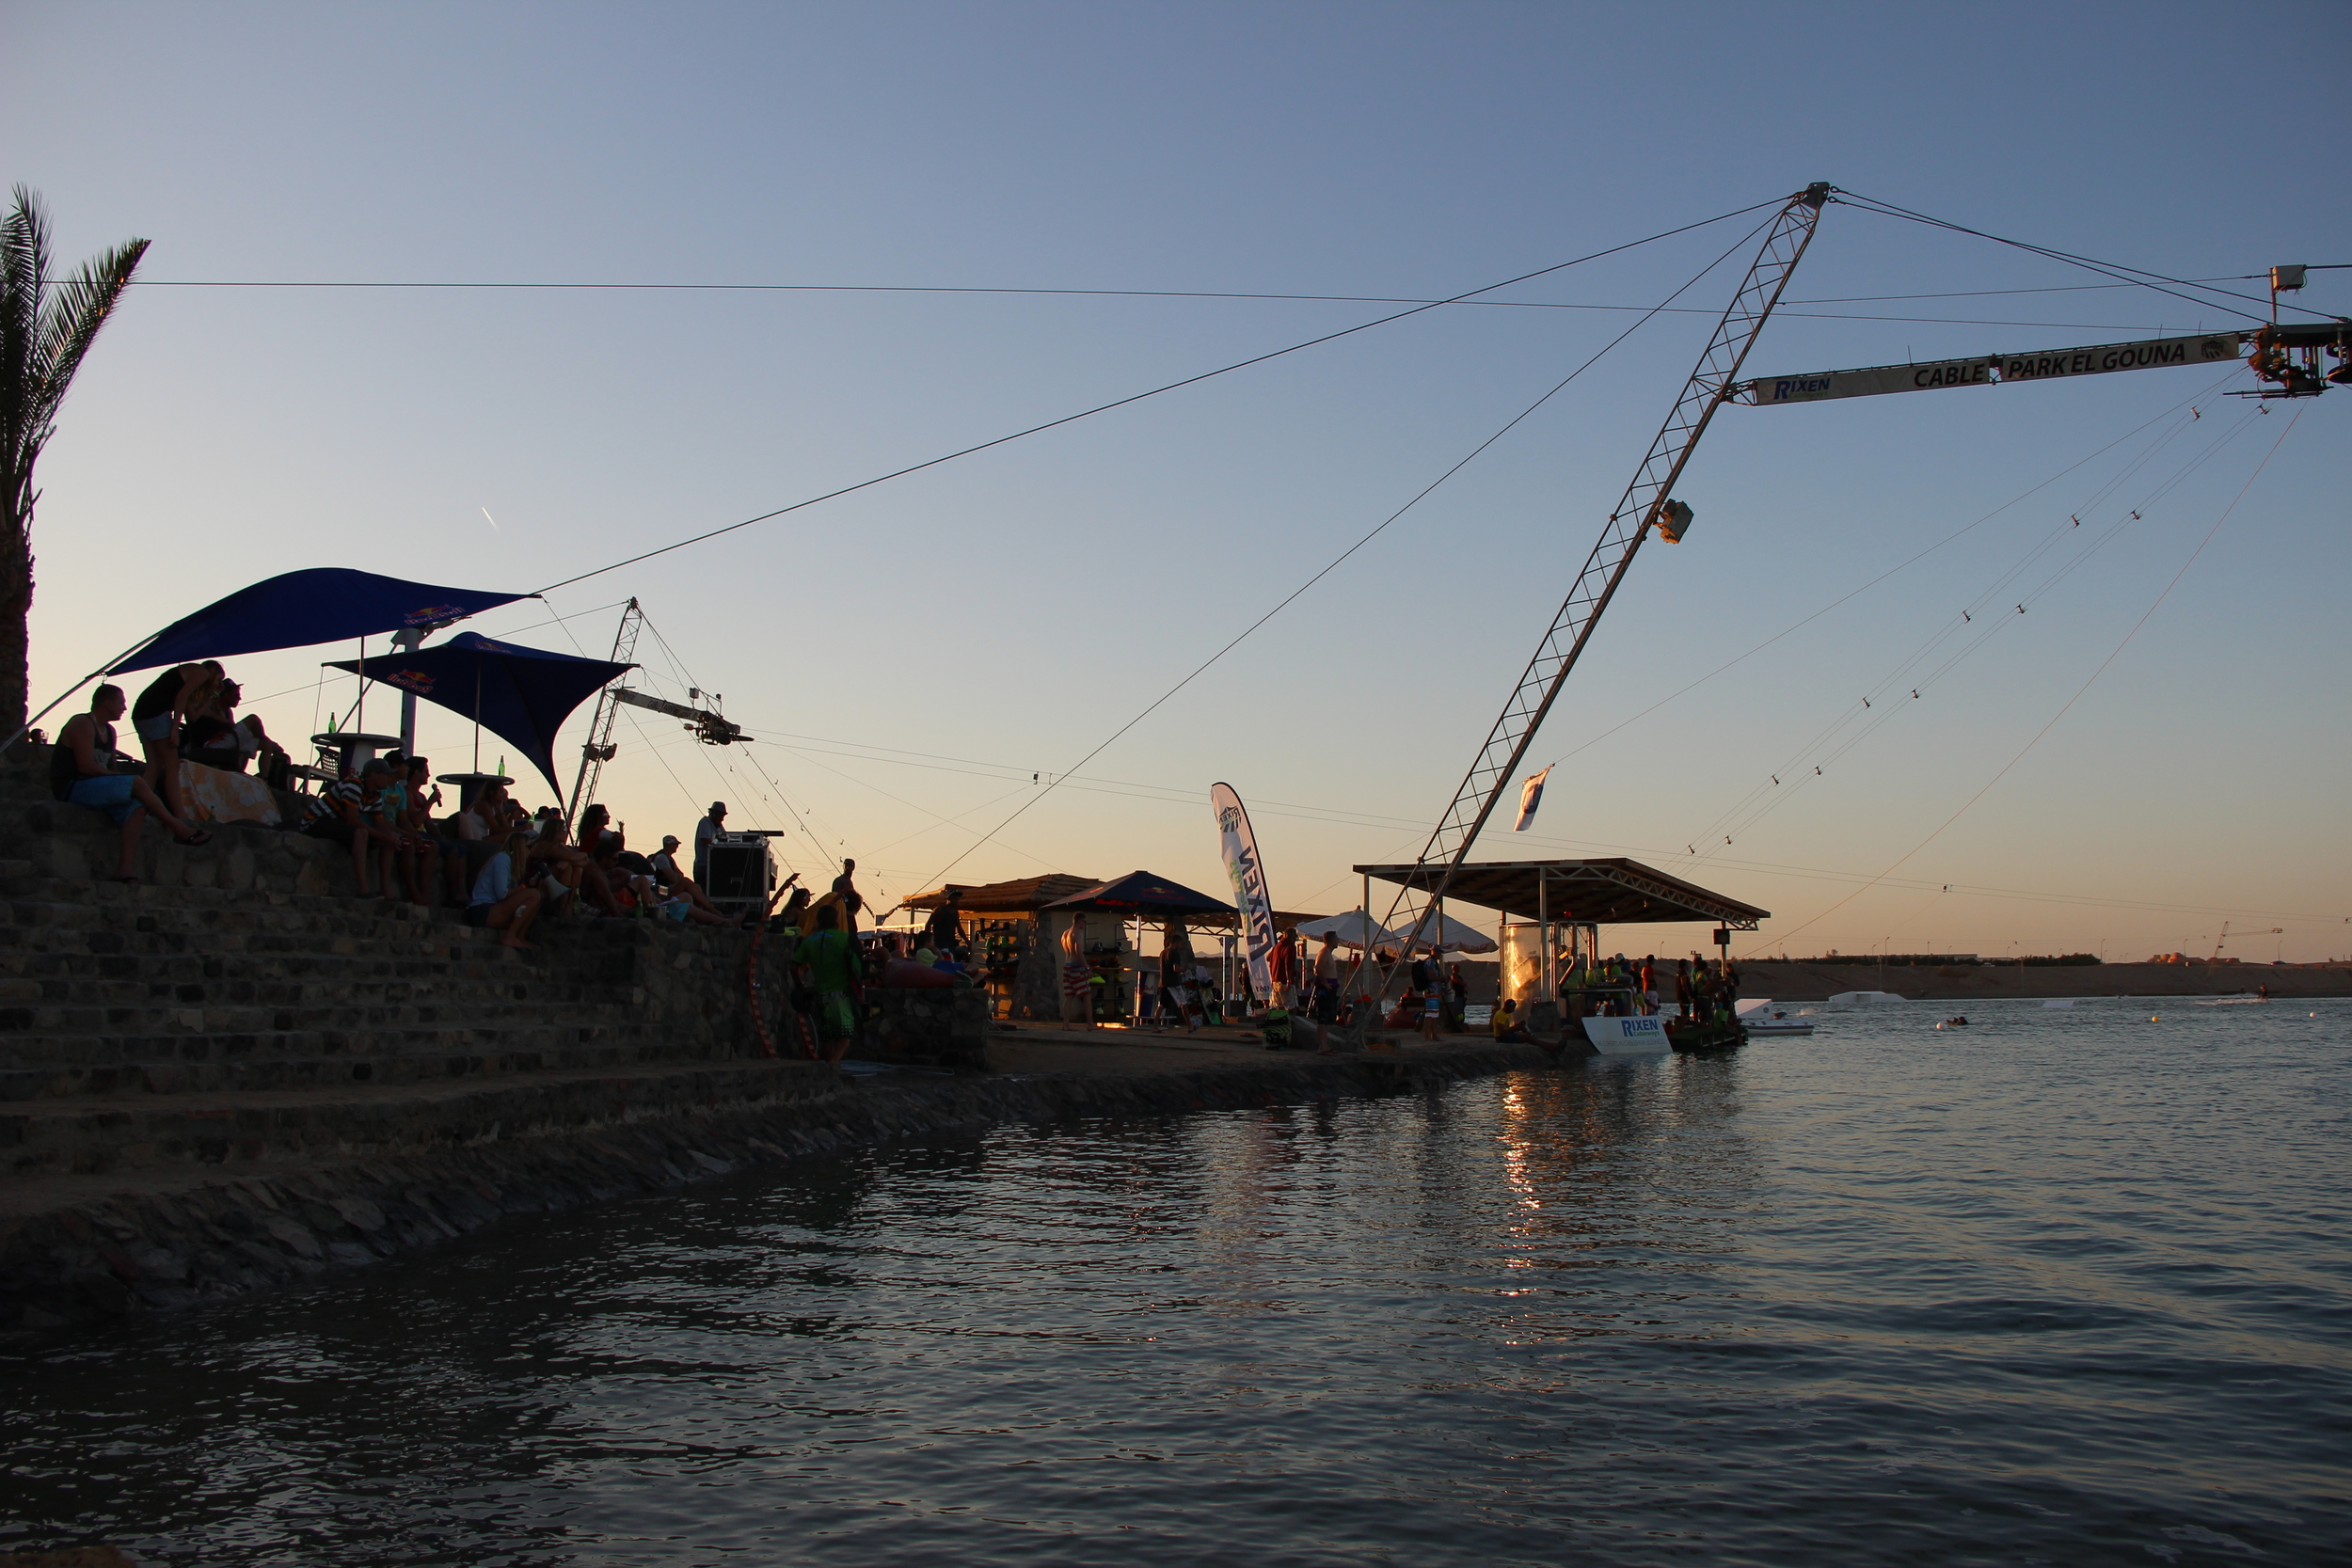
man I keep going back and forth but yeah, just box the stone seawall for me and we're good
[0,1043,1552,1335]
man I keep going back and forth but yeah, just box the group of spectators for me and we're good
[1482,951,1745,1042]
[48,677,227,880]
[297,770,747,949]
[1552,951,1743,1023]
[48,661,306,877]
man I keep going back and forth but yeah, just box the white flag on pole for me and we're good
[1514,768,1550,832]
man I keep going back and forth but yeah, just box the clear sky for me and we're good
[6,2,2347,962]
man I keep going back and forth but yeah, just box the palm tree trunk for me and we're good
[0,511,26,738]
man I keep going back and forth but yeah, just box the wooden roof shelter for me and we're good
[1354,857,1769,930]
[898,874,1321,931]
[897,875,1100,916]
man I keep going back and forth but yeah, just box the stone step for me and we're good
[0,1057,833,1180]
[0,878,674,938]
[0,1007,635,1067]
[1,1034,734,1101]
[0,992,625,1046]
[0,975,633,1016]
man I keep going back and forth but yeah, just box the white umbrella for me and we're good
[1292,910,1498,955]
[1403,909,1499,955]
[1291,912,1401,950]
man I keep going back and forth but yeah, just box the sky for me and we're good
[5,1,2347,963]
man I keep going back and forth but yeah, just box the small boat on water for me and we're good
[1828,990,1904,1005]
[1737,999,1813,1036]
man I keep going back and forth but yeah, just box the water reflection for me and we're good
[6,1009,2348,1566]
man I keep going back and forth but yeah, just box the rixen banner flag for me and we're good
[1211,783,1278,1002]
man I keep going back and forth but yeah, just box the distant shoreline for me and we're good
[1732,960,2352,1003]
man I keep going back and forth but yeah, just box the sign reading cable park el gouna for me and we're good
[1740,330,2252,405]
[1211,784,1278,1004]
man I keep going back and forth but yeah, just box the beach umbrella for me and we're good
[1291,911,1402,950]
[1406,909,1500,955]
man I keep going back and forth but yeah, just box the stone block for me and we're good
[863,987,992,1071]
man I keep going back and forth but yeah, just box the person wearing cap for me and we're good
[694,801,726,884]
[649,833,728,920]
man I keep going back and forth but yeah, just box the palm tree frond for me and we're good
[31,236,151,420]
[0,187,52,464]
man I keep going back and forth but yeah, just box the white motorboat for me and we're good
[1735,998,1814,1036]
[1827,990,1904,1005]
[1580,1013,1674,1053]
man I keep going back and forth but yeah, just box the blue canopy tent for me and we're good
[7,568,537,756]
[109,569,533,673]
[1041,871,1236,918]
[326,632,633,796]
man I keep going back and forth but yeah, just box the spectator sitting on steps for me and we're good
[299,759,405,898]
[369,754,441,906]
[401,756,470,906]
[527,815,592,916]
[467,830,544,948]
[51,683,210,881]
[128,660,221,824]
[1491,998,1535,1044]
[180,678,284,778]
[647,832,730,921]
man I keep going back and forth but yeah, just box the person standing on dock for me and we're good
[794,903,864,1063]
[1268,927,1296,1009]
[831,859,869,933]
[1060,912,1096,1029]
[926,888,963,951]
[1311,930,1342,1026]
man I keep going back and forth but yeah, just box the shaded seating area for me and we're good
[1356,857,1769,1030]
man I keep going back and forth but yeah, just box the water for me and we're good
[6,998,2348,1564]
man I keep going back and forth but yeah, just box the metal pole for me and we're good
[1537,867,1549,1002]
[393,627,422,754]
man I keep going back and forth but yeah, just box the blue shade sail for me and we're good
[110,569,533,674]
[326,632,632,797]
[1041,871,1236,916]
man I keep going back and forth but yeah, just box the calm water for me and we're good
[5,997,2348,1565]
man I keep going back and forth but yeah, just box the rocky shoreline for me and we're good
[0,1042,1553,1336]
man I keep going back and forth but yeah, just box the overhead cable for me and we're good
[1834,191,2336,324]
[1750,406,2308,956]
[526,199,1786,596]
[906,209,1788,894]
